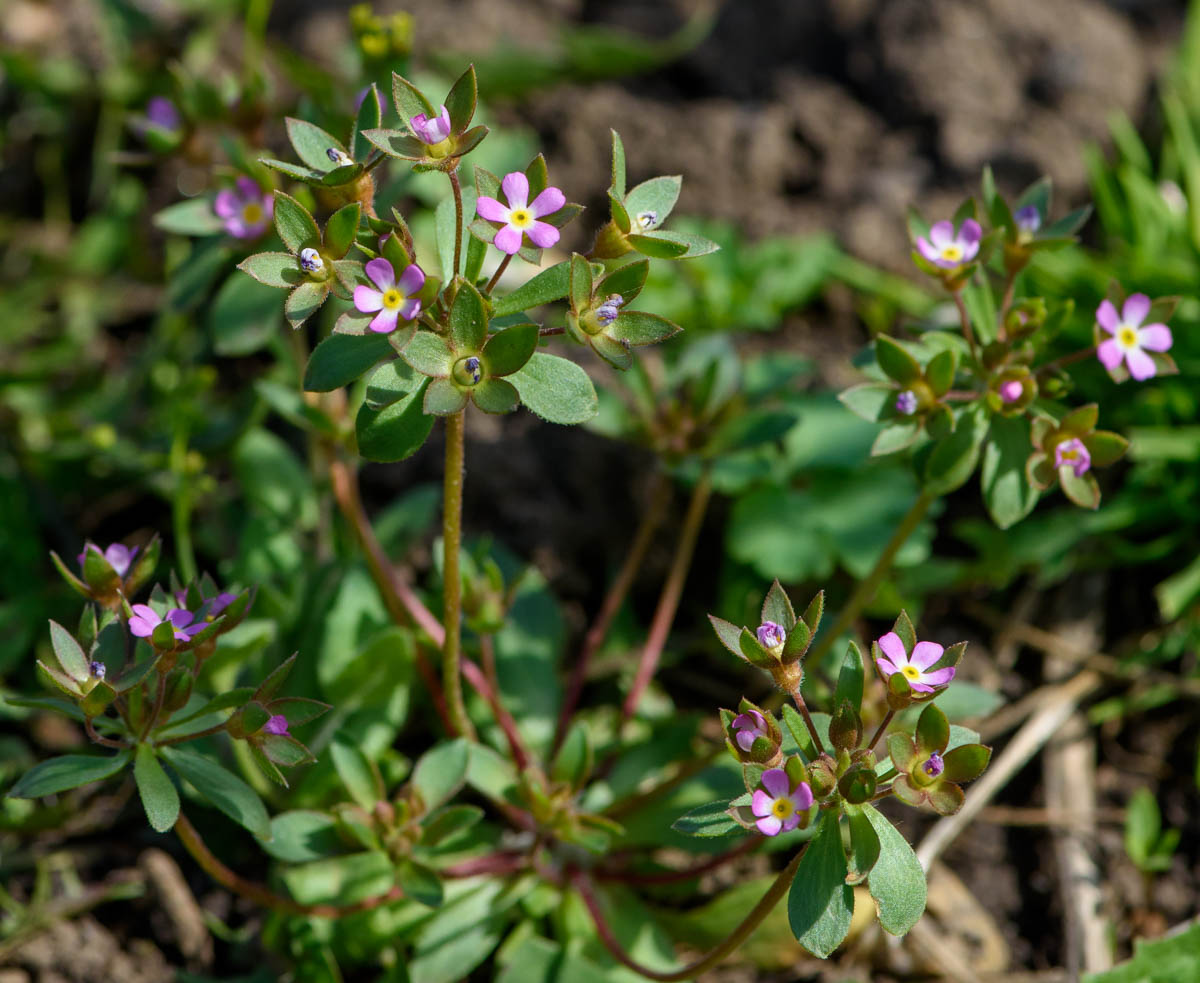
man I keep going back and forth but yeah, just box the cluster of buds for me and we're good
[708,581,823,692]
[1026,404,1129,509]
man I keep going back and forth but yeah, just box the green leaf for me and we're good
[838,382,894,423]
[352,84,382,161]
[134,744,180,833]
[436,186,476,278]
[330,733,384,811]
[392,72,437,127]
[708,615,746,660]
[761,580,796,630]
[273,191,320,253]
[625,231,687,258]
[236,252,303,290]
[961,277,998,345]
[9,750,131,798]
[285,281,328,329]
[871,421,921,457]
[449,278,487,352]
[286,117,346,171]
[981,415,1040,529]
[846,807,881,883]
[154,196,224,236]
[569,253,593,312]
[260,810,342,862]
[323,203,361,259]
[788,811,853,957]
[49,620,89,681]
[923,405,988,495]
[304,332,394,392]
[361,127,428,160]
[610,311,680,346]
[670,800,742,837]
[398,858,445,908]
[863,804,927,935]
[598,259,648,302]
[421,805,485,847]
[510,352,598,425]
[412,739,470,812]
[160,746,271,839]
[482,323,538,377]
[609,129,627,199]
[491,261,571,317]
[364,358,418,409]
[259,157,323,182]
[624,175,681,226]
[356,378,435,462]
[444,64,478,132]
[423,378,469,416]
[472,377,519,414]
[874,336,922,385]
[925,349,957,397]
[835,641,865,714]
[211,272,286,357]
[403,331,454,378]
[283,851,394,905]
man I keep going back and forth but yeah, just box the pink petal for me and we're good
[737,730,757,752]
[958,218,982,247]
[235,176,260,200]
[910,640,944,671]
[262,196,274,218]
[909,680,935,693]
[751,789,774,818]
[369,308,400,333]
[875,656,899,677]
[476,196,509,223]
[214,190,238,218]
[529,186,565,218]
[922,666,956,686]
[877,632,907,666]
[1095,299,1120,335]
[493,224,523,255]
[525,221,560,249]
[780,813,801,832]
[790,783,813,811]
[756,815,783,836]
[398,298,421,321]
[1126,346,1156,381]
[761,768,789,799]
[501,171,529,210]
[354,286,384,313]
[131,604,158,622]
[928,221,954,249]
[365,258,395,291]
[916,237,940,264]
[733,711,764,731]
[1138,323,1172,352]
[397,264,425,295]
[1121,293,1151,327]
[166,609,194,628]
[1097,338,1124,370]
[224,217,249,239]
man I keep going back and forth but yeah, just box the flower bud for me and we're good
[299,247,325,275]
[451,356,483,387]
[894,390,919,416]
[326,147,354,167]
[806,754,838,800]
[756,621,786,654]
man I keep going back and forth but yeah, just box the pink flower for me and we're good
[263,714,290,736]
[875,632,954,694]
[353,258,425,333]
[756,621,786,651]
[476,172,565,255]
[998,380,1024,403]
[751,768,813,836]
[78,543,136,578]
[916,219,982,269]
[214,177,273,239]
[1054,437,1091,477]
[1096,294,1172,381]
[411,106,452,144]
[732,709,769,752]
[128,605,205,642]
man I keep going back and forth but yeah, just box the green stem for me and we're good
[789,688,826,755]
[951,290,980,364]
[441,410,475,740]
[484,254,512,295]
[997,271,1017,333]
[449,168,464,278]
[572,844,806,981]
[807,490,935,667]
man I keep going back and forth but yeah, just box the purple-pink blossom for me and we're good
[756,621,786,651]
[1054,437,1091,477]
[476,172,565,255]
[214,177,273,239]
[411,106,452,145]
[998,380,1024,403]
[875,632,954,694]
[1014,205,1041,235]
[128,604,206,642]
[1096,294,1172,382]
[895,390,918,415]
[916,218,982,269]
[263,714,290,736]
[750,768,813,836]
[78,543,136,578]
[923,750,945,778]
[732,709,769,752]
[146,96,181,131]
[353,258,425,333]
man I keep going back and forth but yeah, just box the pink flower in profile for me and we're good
[875,632,954,694]
[353,258,425,333]
[214,177,273,239]
[750,768,813,836]
[1054,437,1091,477]
[916,219,982,269]
[128,605,205,642]
[998,380,1024,404]
[411,106,452,145]
[1096,294,1173,382]
[263,714,290,736]
[732,709,769,752]
[476,172,565,255]
[78,543,136,578]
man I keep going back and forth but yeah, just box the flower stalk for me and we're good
[441,410,475,740]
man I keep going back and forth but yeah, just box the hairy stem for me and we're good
[174,811,402,918]
[866,709,894,753]
[554,471,672,754]
[621,471,712,726]
[484,254,512,295]
[449,168,464,278]
[84,717,126,749]
[807,489,935,667]
[441,410,475,740]
[572,845,806,981]
[789,688,826,755]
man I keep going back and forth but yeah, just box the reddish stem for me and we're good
[597,836,761,885]
[462,649,530,770]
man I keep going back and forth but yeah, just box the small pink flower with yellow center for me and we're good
[476,172,565,255]
[1096,294,1172,381]
[916,218,982,269]
[751,768,813,836]
[214,177,273,239]
[353,258,425,334]
[1054,437,1091,477]
[875,632,954,694]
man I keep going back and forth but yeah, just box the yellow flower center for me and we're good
[1118,325,1138,347]
[1060,447,1078,461]
[902,664,921,681]
[940,244,963,262]
[771,797,794,820]
[509,208,533,228]
[242,202,264,224]
[382,288,403,309]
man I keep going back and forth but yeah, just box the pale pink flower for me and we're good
[353,258,425,333]
[476,172,565,255]
[750,768,813,836]
[1096,294,1172,382]
[875,632,954,694]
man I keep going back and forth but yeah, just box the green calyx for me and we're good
[451,355,484,388]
